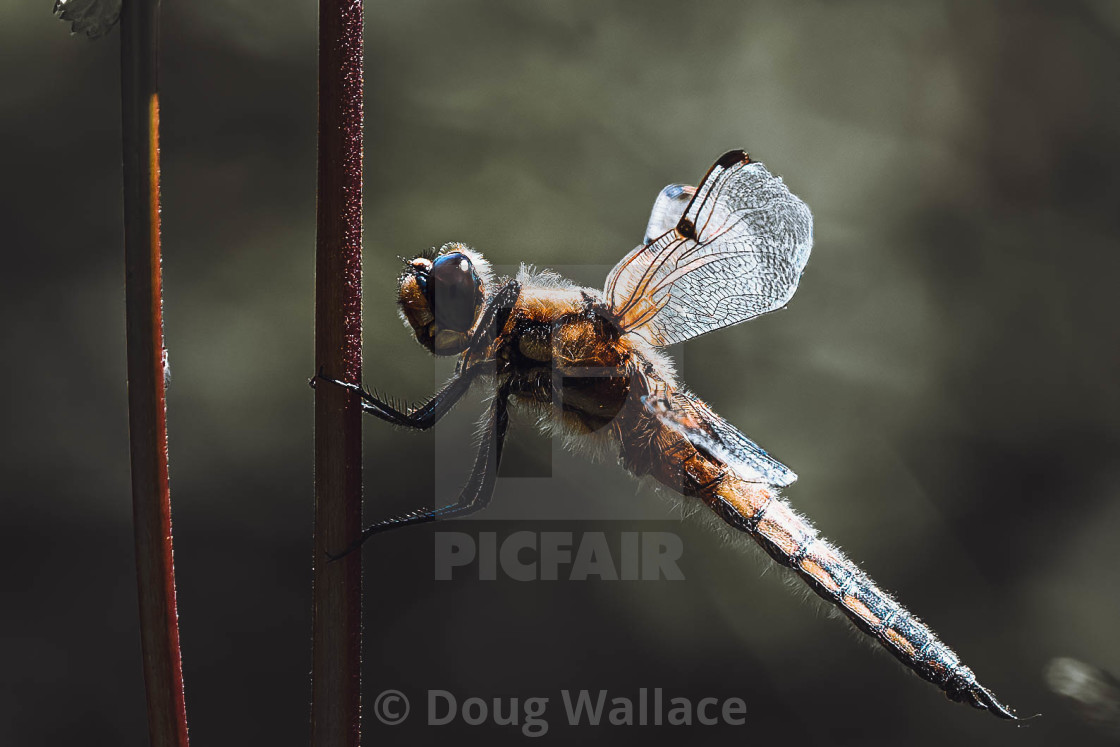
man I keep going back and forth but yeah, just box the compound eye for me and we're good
[427,252,480,332]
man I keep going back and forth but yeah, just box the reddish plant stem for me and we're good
[311,0,364,745]
[120,1,190,746]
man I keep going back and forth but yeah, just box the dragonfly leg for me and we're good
[311,279,521,428]
[313,367,475,430]
[455,279,521,373]
[327,379,511,560]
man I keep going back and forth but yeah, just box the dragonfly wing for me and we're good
[642,392,797,487]
[605,150,813,347]
[643,184,696,245]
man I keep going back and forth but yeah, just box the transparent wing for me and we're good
[605,150,813,347]
[642,393,797,487]
[643,184,696,245]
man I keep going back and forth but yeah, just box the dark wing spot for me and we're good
[715,149,750,168]
[677,218,696,240]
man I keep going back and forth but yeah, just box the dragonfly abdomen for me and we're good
[614,383,1016,718]
[705,476,1017,719]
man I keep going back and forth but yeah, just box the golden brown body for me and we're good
[328,149,1016,719]
[443,269,1016,717]
[478,270,744,499]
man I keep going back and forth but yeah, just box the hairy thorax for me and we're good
[498,284,637,435]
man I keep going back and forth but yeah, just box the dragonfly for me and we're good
[316,149,1017,719]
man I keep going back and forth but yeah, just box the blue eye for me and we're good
[426,252,480,332]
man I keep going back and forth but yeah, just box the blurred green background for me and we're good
[3,1,1119,745]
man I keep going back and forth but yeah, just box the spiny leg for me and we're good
[456,279,521,374]
[313,367,476,430]
[310,278,521,427]
[327,379,512,560]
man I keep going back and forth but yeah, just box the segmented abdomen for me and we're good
[704,475,1016,719]
[613,377,1016,719]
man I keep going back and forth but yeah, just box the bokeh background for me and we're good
[3,1,1119,745]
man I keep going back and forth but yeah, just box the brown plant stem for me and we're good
[120,1,190,746]
[311,0,364,745]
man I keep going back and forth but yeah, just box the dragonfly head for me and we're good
[398,242,492,355]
